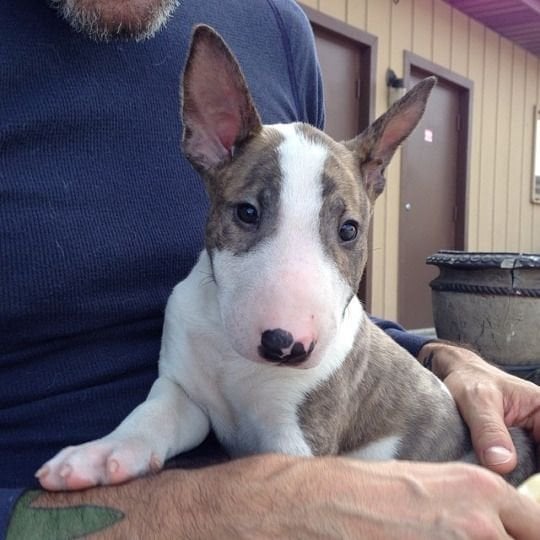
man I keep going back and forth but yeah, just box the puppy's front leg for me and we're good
[37,377,210,491]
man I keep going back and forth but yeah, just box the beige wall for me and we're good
[300,0,540,320]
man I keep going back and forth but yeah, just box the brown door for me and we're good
[313,26,362,142]
[398,68,462,329]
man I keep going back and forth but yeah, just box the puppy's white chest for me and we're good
[207,364,313,456]
[160,251,363,458]
[159,254,315,457]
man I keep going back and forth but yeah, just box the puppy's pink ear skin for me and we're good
[346,76,437,201]
[181,24,262,173]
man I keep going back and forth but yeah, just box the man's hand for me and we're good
[9,455,540,539]
[419,341,540,474]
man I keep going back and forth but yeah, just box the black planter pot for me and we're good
[426,251,540,383]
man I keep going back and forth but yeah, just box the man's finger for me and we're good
[457,384,517,474]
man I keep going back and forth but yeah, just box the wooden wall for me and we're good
[300,0,540,320]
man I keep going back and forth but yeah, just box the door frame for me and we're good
[299,4,377,309]
[300,4,377,131]
[401,51,473,250]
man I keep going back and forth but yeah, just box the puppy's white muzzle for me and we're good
[213,247,349,369]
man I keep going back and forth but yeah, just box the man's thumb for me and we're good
[471,417,517,474]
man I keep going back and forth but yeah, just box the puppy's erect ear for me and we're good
[345,76,436,201]
[181,24,262,173]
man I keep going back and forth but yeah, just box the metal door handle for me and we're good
[405,203,412,211]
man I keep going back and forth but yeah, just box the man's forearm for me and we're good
[8,453,540,539]
[7,470,204,540]
[7,456,297,540]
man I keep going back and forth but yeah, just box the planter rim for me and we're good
[426,250,540,269]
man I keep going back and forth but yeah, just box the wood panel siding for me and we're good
[300,0,540,321]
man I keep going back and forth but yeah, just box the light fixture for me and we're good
[386,69,406,108]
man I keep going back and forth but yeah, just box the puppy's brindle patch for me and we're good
[204,129,284,255]
[297,321,471,460]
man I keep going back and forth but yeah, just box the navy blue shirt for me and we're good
[0,0,426,533]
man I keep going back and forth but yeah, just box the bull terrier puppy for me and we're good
[37,25,536,490]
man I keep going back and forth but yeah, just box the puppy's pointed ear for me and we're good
[181,25,262,173]
[345,76,436,201]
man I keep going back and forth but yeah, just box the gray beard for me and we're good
[48,0,180,42]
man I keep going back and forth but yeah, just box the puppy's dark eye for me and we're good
[339,220,358,242]
[236,203,259,225]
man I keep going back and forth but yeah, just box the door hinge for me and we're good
[356,79,361,100]
[453,206,458,222]
[456,114,461,132]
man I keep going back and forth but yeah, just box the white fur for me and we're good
[346,435,402,461]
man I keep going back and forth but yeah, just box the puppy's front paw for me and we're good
[36,436,164,491]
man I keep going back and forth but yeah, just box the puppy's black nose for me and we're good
[259,329,315,364]
[260,329,293,356]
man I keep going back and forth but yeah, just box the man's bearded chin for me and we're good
[48,0,180,42]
